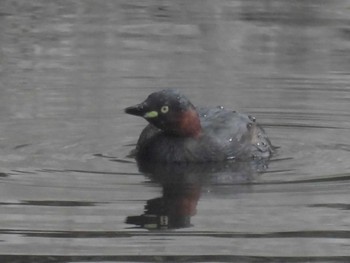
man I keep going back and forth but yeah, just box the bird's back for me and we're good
[134,106,273,163]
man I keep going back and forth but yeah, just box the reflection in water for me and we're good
[126,159,268,230]
[126,181,200,229]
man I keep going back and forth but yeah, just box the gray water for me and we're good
[1,1,350,262]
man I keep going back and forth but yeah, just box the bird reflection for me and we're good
[125,159,268,230]
[126,178,200,229]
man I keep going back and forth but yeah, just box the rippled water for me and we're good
[1,0,350,262]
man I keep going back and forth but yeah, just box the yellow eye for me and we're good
[160,105,169,114]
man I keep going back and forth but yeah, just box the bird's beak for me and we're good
[124,103,145,117]
[125,102,159,119]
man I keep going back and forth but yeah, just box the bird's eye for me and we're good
[160,105,169,114]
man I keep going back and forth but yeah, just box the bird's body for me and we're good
[125,90,273,163]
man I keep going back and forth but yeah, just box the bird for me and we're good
[125,89,273,163]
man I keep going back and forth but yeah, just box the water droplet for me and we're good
[217,105,224,109]
[248,115,256,122]
[247,123,252,129]
[228,138,233,142]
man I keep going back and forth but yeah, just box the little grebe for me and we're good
[125,89,273,163]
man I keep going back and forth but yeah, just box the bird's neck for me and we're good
[177,108,202,138]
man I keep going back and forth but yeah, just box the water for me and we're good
[0,0,350,262]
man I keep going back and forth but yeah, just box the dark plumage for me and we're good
[125,89,273,163]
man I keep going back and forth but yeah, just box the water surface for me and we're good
[0,0,350,262]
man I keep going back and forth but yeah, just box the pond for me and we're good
[0,0,350,262]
